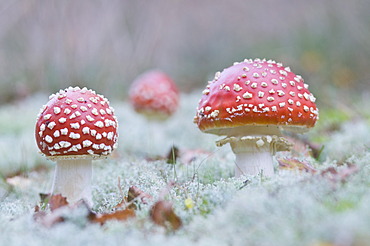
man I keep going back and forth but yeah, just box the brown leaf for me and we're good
[284,136,323,159]
[37,212,65,227]
[150,200,182,230]
[89,209,135,225]
[49,194,69,211]
[179,148,213,165]
[128,186,153,205]
[320,164,359,183]
[278,158,317,173]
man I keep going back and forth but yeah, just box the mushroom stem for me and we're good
[217,135,292,178]
[230,139,274,177]
[51,159,92,206]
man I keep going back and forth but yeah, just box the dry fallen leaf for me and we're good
[150,200,182,231]
[278,158,317,173]
[128,186,153,205]
[284,136,323,159]
[34,193,135,227]
[320,164,359,183]
[179,148,213,165]
[89,209,135,225]
[49,194,69,211]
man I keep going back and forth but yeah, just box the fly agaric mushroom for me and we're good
[194,58,319,177]
[35,86,118,206]
[129,70,179,120]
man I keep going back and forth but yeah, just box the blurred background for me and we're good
[0,0,369,108]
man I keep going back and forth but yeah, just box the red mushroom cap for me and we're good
[35,87,118,160]
[129,70,179,119]
[194,58,319,135]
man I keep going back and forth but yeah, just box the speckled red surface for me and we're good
[129,70,179,117]
[195,59,319,134]
[35,87,118,158]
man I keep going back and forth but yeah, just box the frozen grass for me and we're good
[0,92,370,245]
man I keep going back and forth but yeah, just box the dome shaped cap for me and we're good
[35,87,118,160]
[129,70,179,119]
[194,58,319,136]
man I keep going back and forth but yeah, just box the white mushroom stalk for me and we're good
[51,158,92,206]
[217,132,291,177]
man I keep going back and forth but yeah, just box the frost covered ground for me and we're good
[0,92,369,246]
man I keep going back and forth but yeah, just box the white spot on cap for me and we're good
[80,106,87,112]
[54,107,61,114]
[60,128,68,135]
[243,92,252,99]
[86,115,94,122]
[53,130,60,138]
[107,132,114,140]
[59,141,71,148]
[70,122,80,129]
[44,114,52,120]
[277,90,285,96]
[271,79,278,85]
[91,108,99,116]
[279,102,286,108]
[94,121,104,128]
[96,133,102,140]
[69,132,81,139]
[82,127,90,134]
[71,104,78,109]
[258,91,264,98]
[271,106,277,111]
[53,143,60,150]
[48,122,56,130]
[64,108,71,115]
[90,130,97,136]
[40,124,46,131]
[303,92,310,100]
[210,110,219,118]
[233,84,242,92]
[59,117,67,123]
[267,96,275,102]
[83,140,93,147]
[45,135,53,143]
[99,109,106,115]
